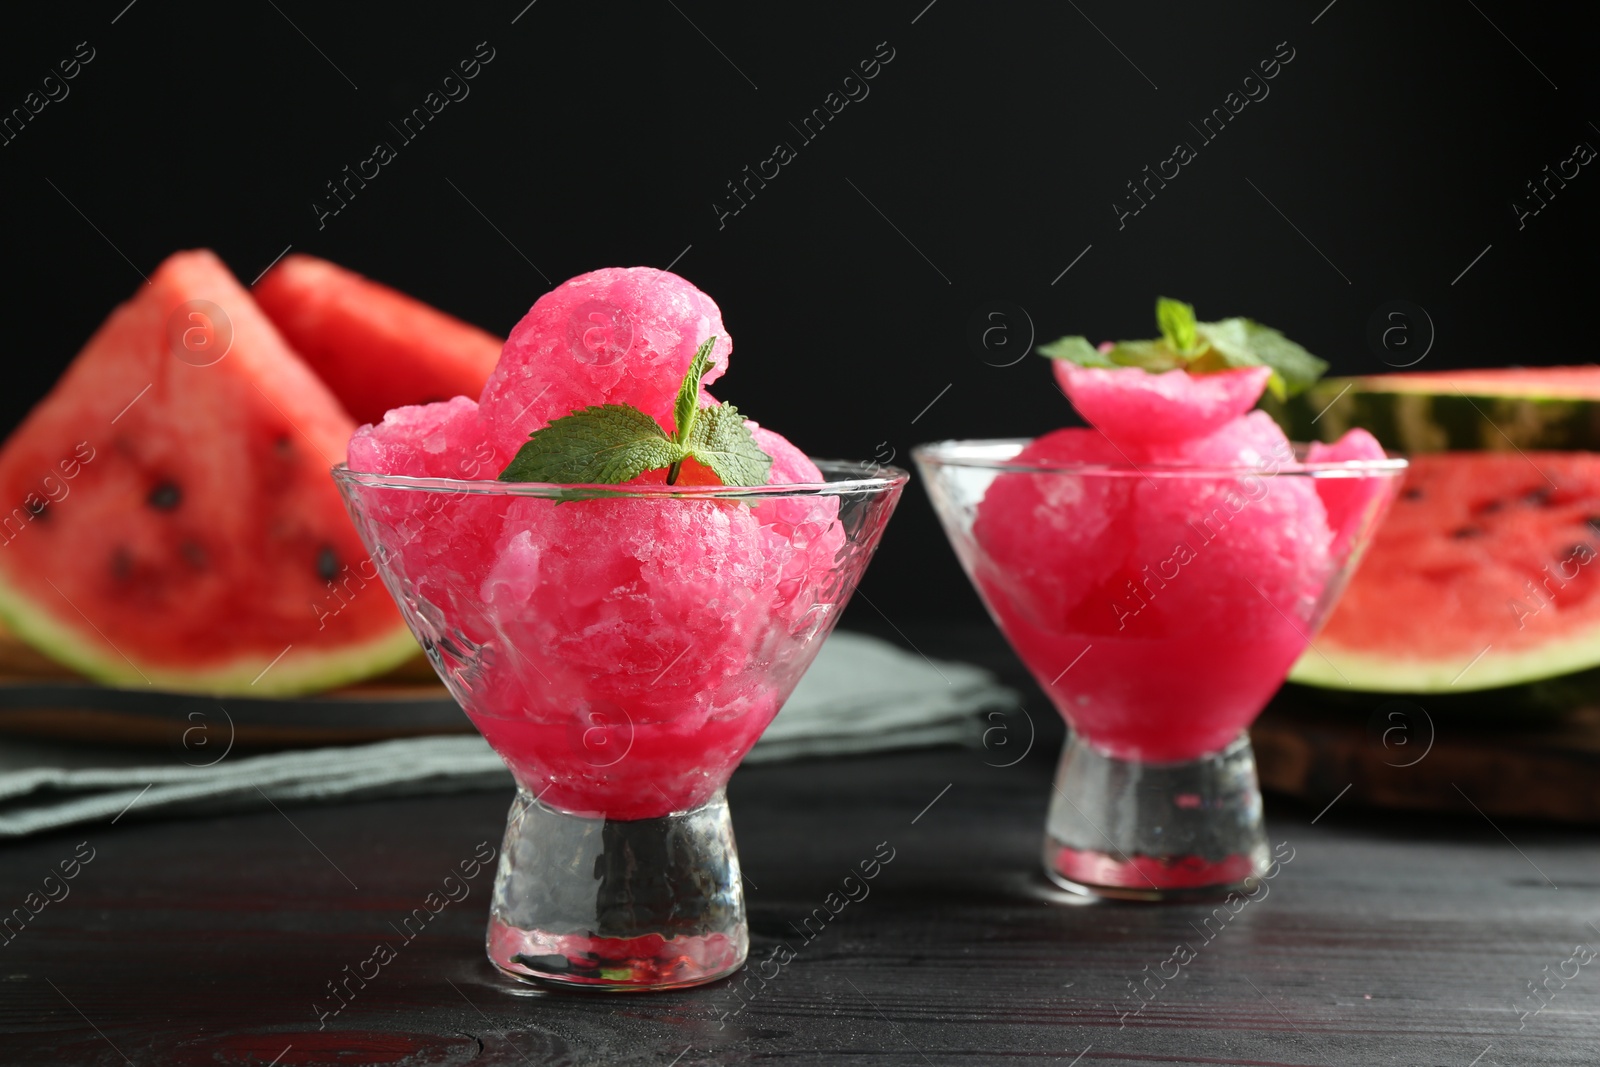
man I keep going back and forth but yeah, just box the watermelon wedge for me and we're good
[1272,365,1600,453]
[0,250,417,695]
[254,254,502,426]
[1293,451,1600,692]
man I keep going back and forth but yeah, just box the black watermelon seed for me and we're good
[147,481,181,511]
[26,498,48,519]
[180,541,207,570]
[1586,516,1600,534]
[111,546,133,580]
[316,545,340,583]
[1562,544,1589,562]
[275,435,294,458]
[1524,486,1555,506]
[1474,499,1504,515]
[1401,487,1424,501]
[1450,526,1484,539]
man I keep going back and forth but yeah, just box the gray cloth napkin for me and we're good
[0,631,1011,838]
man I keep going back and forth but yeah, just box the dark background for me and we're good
[2,0,1596,623]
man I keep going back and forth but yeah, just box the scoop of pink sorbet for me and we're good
[478,267,732,459]
[971,428,1138,632]
[970,361,1348,760]
[344,397,507,594]
[347,396,500,480]
[1054,362,1274,446]
[342,269,854,818]
[1307,427,1389,556]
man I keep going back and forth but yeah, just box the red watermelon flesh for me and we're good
[254,254,502,426]
[0,250,417,694]
[1293,451,1600,692]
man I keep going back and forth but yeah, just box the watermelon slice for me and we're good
[254,254,502,426]
[1272,365,1600,453]
[0,250,417,695]
[1293,451,1600,692]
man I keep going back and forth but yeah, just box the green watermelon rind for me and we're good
[1266,378,1600,453]
[1290,618,1600,694]
[0,573,420,697]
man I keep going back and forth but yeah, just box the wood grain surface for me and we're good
[3,623,1599,1063]
[2,741,1598,1065]
[1254,693,1600,825]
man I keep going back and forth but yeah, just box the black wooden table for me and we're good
[4,623,1600,1065]
[5,747,1600,1064]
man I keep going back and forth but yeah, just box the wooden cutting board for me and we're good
[1253,686,1600,824]
[0,632,472,748]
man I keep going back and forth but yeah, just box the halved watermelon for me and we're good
[1294,451,1600,692]
[0,250,417,695]
[254,254,502,425]
[1272,365,1600,453]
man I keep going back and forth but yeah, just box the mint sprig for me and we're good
[496,404,682,485]
[498,336,773,488]
[1157,296,1200,355]
[1037,297,1329,399]
[682,401,772,486]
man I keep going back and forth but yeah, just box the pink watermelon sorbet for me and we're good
[1052,363,1273,447]
[966,364,1384,762]
[342,268,847,819]
[478,267,731,459]
[345,396,507,579]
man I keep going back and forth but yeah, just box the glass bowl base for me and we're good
[1043,731,1270,902]
[487,916,745,991]
[486,787,748,991]
[1043,841,1264,902]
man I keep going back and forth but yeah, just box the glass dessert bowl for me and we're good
[915,438,1405,900]
[336,462,905,988]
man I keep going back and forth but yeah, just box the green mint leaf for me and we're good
[1156,297,1198,354]
[1192,319,1252,359]
[1041,301,1329,397]
[1036,335,1114,367]
[499,404,686,484]
[495,334,775,491]
[1234,319,1328,397]
[1106,338,1184,372]
[673,336,718,443]
[1040,334,1188,373]
[1194,318,1328,399]
[683,402,773,487]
